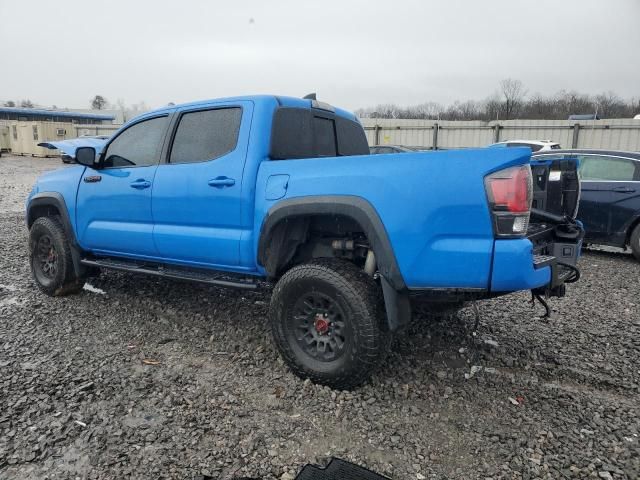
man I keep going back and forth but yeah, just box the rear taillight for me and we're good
[485,165,533,237]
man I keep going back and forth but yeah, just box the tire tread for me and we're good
[270,258,390,389]
[29,216,84,296]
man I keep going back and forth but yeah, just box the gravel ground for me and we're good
[1,155,639,480]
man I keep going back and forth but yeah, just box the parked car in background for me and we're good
[490,140,561,152]
[369,145,421,154]
[568,114,600,121]
[533,149,640,261]
[38,136,110,163]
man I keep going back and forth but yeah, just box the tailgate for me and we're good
[527,156,583,291]
[530,156,580,219]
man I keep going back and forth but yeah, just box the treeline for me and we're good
[356,79,640,121]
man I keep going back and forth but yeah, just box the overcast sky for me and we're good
[1,0,638,111]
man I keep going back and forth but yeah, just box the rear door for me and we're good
[578,154,640,244]
[575,156,611,240]
[151,101,252,268]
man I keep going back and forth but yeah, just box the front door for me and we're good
[151,102,252,268]
[76,115,170,257]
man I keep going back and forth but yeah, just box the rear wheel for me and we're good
[29,216,85,296]
[630,224,640,262]
[270,259,390,389]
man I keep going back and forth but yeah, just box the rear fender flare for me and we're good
[258,195,410,331]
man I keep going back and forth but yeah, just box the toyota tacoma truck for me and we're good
[26,94,583,389]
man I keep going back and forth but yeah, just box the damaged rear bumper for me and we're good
[491,224,582,294]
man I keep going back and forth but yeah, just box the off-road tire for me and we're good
[270,258,391,389]
[630,223,640,262]
[29,216,85,296]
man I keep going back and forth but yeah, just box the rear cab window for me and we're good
[270,106,369,160]
[313,117,337,157]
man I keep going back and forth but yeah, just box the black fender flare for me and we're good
[258,195,410,330]
[27,192,85,277]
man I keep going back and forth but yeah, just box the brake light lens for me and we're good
[485,165,533,237]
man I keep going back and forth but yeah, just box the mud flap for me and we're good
[380,276,411,331]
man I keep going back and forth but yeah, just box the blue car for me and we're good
[38,136,110,163]
[26,95,583,388]
[533,149,640,261]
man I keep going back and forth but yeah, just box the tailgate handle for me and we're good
[612,186,635,193]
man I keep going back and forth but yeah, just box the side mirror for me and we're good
[75,147,97,168]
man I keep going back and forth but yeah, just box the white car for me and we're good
[489,140,561,152]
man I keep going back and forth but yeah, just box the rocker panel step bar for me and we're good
[80,257,258,289]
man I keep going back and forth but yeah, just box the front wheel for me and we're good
[270,259,390,390]
[29,216,85,296]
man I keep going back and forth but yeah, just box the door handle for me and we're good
[612,186,635,193]
[130,179,151,189]
[208,176,235,188]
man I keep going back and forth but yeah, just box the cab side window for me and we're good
[103,116,168,168]
[579,155,638,181]
[169,108,242,164]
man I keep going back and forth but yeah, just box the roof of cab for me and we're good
[130,95,358,124]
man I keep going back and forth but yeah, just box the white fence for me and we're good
[361,118,640,151]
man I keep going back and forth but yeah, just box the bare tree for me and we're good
[499,78,527,119]
[356,87,639,120]
[413,102,444,119]
[555,90,593,118]
[20,99,34,108]
[482,94,502,121]
[114,98,128,122]
[91,95,108,110]
[630,98,640,117]
[594,91,624,117]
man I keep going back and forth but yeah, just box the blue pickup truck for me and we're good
[26,95,583,388]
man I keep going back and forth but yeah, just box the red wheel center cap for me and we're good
[314,315,330,335]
